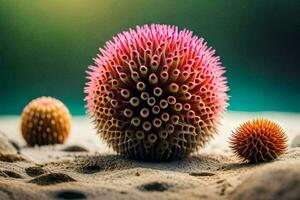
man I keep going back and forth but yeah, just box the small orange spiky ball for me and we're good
[230,118,288,163]
[21,97,72,146]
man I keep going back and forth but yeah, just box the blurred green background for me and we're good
[0,0,299,115]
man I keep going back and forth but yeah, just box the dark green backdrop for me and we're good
[1,0,299,115]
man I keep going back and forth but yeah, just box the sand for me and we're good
[0,112,300,200]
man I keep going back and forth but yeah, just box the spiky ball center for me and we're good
[118,67,189,133]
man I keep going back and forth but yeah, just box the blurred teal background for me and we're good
[0,0,299,115]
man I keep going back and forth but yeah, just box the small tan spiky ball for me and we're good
[230,118,287,163]
[21,97,72,146]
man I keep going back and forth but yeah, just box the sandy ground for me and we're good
[0,111,300,200]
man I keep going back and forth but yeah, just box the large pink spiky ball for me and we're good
[85,24,229,161]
